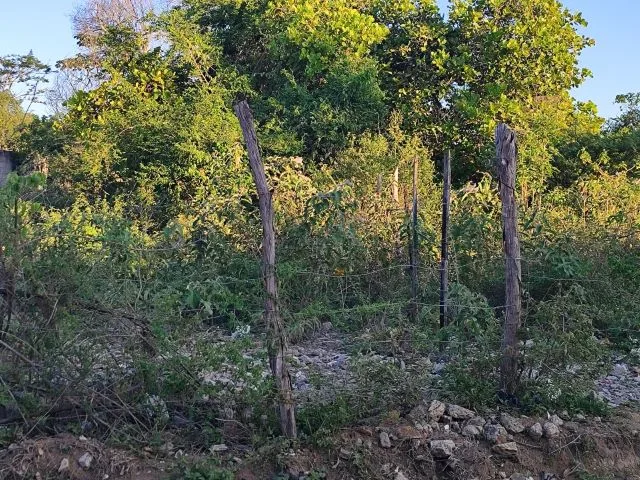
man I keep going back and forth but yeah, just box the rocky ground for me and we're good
[595,362,640,407]
[2,326,640,479]
[288,324,640,411]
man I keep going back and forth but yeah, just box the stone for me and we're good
[379,431,392,448]
[574,413,586,422]
[78,452,93,469]
[462,425,482,439]
[559,410,570,420]
[451,421,461,433]
[395,472,409,480]
[483,423,508,443]
[510,474,534,480]
[395,425,425,440]
[428,400,446,422]
[210,444,229,453]
[446,404,475,420]
[492,442,518,457]
[467,416,486,427]
[414,421,433,436]
[543,422,560,438]
[549,414,564,426]
[528,423,543,440]
[429,439,455,459]
[339,448,353,460]
[58,458,70,473]
[613,363,628,377]
[594,416,602,422]
[499,413,525,434]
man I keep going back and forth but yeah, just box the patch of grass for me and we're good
[175,459,234,480]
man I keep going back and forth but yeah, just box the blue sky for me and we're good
[1,0,638,119]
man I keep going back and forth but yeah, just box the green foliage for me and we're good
[177,459,234,480]
[0,91,26,149]
[2,0,639,460]
[0,52,50,102]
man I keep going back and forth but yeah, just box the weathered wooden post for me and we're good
[409,157,419,322]
[495,124,522,396]
[439,150,451,329]
[392,167,399,204]
[233,100,297,438]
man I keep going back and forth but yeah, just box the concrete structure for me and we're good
[0,150,14,186]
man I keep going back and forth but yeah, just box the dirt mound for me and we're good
[0,433,170,480]
[1,411,639,480]
[264,408,640,480]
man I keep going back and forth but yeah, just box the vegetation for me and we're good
[0,0,639,476]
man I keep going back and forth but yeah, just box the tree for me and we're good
[0,53,50,114]
[180,0,389,159]
[607,93,640,133]
[72,0,156,50]
[0,91,25,150]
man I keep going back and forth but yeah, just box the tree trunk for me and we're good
[495,124,522,397]
[409,157,419,322]
[392,167,399,204]
[439,150,451,329]
[233,100,297,439]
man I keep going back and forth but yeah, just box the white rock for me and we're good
[528,423,543,440]
[467,416,486,427]
[210,444,229,453]
[543,422,560,438]
[549,414,564,426]
[613,363,628,377]
[492,442,518,457]
[499,413,524,434]
[483,423,508,443]
[462,425,481,438]
[379,431,392,448]
[446,404,475,420]
[428,400,446,422]
[429,439,455,459]
[58,458,70,473]
[78,452,93,469]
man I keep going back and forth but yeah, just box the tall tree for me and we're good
[0,91,26,150]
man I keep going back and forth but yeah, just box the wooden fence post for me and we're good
[409,157,419,322]
[392,167,399,204]
[233,100,297,438]
[439,150,451,329]
[495,124,522,397]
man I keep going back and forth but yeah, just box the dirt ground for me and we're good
[1,408,639,480]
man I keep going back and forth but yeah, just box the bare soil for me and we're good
[2,409,638,480]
